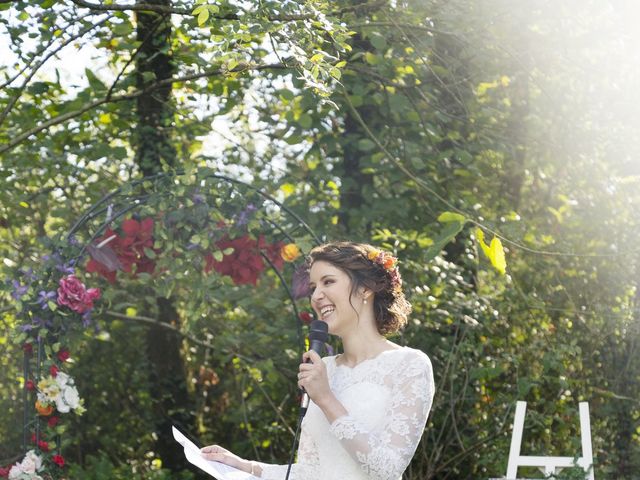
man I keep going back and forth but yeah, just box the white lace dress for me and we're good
[258,347,434,480]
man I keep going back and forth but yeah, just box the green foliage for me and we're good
[2,0,640,479]
[67,452,196,480]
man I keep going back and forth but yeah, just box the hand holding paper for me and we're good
[172,426,260,480]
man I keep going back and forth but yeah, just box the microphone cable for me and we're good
[284,411,305,480]
[285,320,328,479]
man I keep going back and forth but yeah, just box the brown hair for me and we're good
[308,241,412,335]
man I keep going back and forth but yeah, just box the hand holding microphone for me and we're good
[298,320,328,416]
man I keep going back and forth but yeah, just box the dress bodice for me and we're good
[260,347,434,480]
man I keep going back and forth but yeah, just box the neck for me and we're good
[339,325,389,366]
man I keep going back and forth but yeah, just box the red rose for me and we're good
[118,218,156,275]
[258,236,285,271]
[298,311,313,324]
[205,235,265,286]
[86,219,158,281]
[0,466,10,478]
[38,440,49,452]
[57,349,70,362]
[48,416,60,427]
[25,379,35,391]
[50,365,59,377]
[57,275,101,313]
[52,455,65,467]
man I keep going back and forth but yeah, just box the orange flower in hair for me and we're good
[366,248,402,291]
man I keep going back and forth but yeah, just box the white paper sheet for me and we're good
[172,426,260,480]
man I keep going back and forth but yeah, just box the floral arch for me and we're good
[4,168,319,479]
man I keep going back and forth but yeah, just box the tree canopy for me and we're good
[1,0,639,479]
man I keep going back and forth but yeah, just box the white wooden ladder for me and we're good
[504,401,595,479]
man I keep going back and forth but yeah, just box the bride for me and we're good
[201,242,435,480]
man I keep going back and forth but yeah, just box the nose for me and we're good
[311,285,324,304]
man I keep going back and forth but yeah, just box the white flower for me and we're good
[9,450,43,479]
[8,464,22,480]
[55,393,70,413]
[63,385,80,409]
[20,457,36,475]
[55,372,70,387]
[55,384,80,413]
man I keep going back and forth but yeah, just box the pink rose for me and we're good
[57,275,101,314]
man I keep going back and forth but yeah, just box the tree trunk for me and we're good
[134,0,176,176]
[133,0,192,471]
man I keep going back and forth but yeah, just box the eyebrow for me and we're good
[309,274,336,286]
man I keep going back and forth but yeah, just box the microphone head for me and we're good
[308,320,328,343]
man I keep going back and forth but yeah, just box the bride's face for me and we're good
[308,260,363,336]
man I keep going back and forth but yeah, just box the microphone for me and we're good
[300,320,328,416]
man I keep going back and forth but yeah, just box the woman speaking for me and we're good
[201,242,435,480]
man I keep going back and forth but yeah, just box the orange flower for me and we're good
[383,256,395,269]
[35,400,53,416]
[280,243,301,262]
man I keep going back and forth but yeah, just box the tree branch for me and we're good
[70,0,194,16]
[69,0,389,21]
[0,61,292,155]
[105,309,216,349]
[0,16,111,127]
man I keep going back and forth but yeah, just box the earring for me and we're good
[363,298,368,305]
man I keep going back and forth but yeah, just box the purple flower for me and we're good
[37,290,57,310]
[20,316,45,332]
[56,261,75,275]
[11,280,28,300]
[192,190,206,204]
[19,268,37,282]
[82,310,93,327]
[235,204,257,227]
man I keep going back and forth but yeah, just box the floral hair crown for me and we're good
[366,248,403,293]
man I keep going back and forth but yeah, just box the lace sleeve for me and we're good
[328,351,434,480]
[258,416,320,480]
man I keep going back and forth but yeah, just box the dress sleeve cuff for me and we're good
[329,414,365,440]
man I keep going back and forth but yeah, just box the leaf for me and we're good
[475,228,491,258]
[197,7,209,25]
[364,52,380,65]
[438,211,466,224]
[279,89,295,101]
[369,32,387,50]
[423,221,465,262]
[297,113,312,129]
[85,68,106,92]
[489,237,506,274]
[357,139,376,151]
[476,228,507,274]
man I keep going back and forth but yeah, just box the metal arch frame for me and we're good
[65,169,321,346]
[19,168,321,461]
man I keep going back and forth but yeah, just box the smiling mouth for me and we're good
[320,306,335,319]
